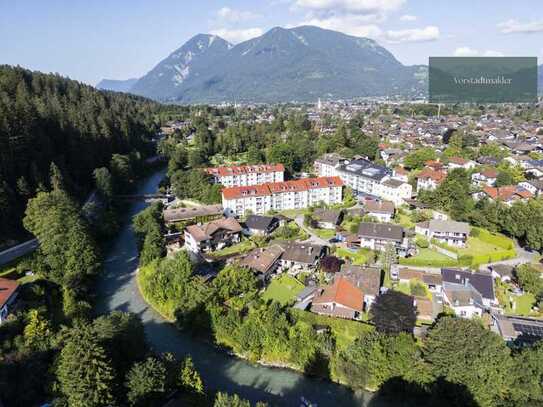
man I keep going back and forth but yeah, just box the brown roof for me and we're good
[185,218,242,241]
[414,296,433,319]
[416,167,447,183]
[364,200,395,214]
[399,268,424,281]
[0,278,19,308]
[338,264,381,297]
[312,277,364,311]
[239,245,284,274]
[482,186,533,201]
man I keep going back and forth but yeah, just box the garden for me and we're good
[261,274,305,305]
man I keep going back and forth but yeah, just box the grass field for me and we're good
[514,293,536,315]
[209,239,255,257]
[458,237,504,256]
[399,248,456,267]
[293,310,373,350]
[395,212,415,229]
[261,274,305,305]
[335,247,369,265]
[312,228,336,240]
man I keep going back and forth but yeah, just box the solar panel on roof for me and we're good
[513,323,543,337]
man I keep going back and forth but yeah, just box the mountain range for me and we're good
[98,26,427,103]
[97,25,542,103]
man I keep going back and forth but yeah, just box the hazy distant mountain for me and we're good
[96,78,138,92]
[120,26,427,103]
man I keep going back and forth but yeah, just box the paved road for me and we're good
[294,215,332,246]
[95,170,374,407]
[0,239,38,267]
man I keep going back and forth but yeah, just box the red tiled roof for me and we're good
[206,164,284,177]
[424,160,443,170]
[312,277,364,311]
[481,168,498,178]
[416,167,447,183]
[482,186,533,201]
[222,177,343,200]
[448,156,467,165]
[0,278,19,308]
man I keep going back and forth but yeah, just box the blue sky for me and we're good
[1,0,542,85]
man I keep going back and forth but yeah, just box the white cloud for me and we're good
[453,47,504,57]
[294,0,405,14]
[297,15,383,38]
[216,7,260,23]
[384,26,439,43]
[498,19,543,34]
[454,47,479,57]
[210,28,263,43]
[483,50,504,57]
[399,14,417,21]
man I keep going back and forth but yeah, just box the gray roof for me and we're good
[441,268,494,300]
[279,242,326,265]
[357,222,403,242]
[443,282,484,307]
[417,219,470,235]
[245,215,278,231]
[164,204,223,223]
[338,264,381,296]
[381,178,404,188]
[313,208,343,224]
[337,158,390,181]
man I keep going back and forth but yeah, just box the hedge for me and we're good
[399,257,458,268]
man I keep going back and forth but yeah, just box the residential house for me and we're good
[416,167,447,191]
[206,164,284,187]
[375,178,412,206]
[492,314,543,346]
[0,278,19,324]
[398,268,443,293]
[358,222,407,254]
[184,218,242,254]
[471,168,498,187]
[310,277,364,319]
[415,219,470,247]
[441,268,496,307]
[244,215,280,236]
[313,208,344,229]
[278,242,328,272]
[392,166,409,182]
[163,204,224,226]
[337,264,381,310]
[488,264,514,283]
[448,156,476,170]
[442,282,485,318]
[221,177,343,217]
[476,185,533,205]
[364,200,395,222]
[239,244,284,280]
[519,179,543,197]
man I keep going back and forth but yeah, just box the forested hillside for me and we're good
[0,65,160,245]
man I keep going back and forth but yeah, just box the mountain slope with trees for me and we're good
[0,65,162,246]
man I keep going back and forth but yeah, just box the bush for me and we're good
[415,237,429,248]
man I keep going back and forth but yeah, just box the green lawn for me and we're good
[311,228,336,240]
[210,239,255,257]
[335,247,369,265]
[293,310,373,350]
[458,237,502,256]
[513,293,536,315]
[395,212,415,229]
[400,248,458,267]
[261,274,305,305]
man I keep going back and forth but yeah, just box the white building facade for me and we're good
[206,164,284,187]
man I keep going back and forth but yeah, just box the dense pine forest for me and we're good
[0,65,164,246]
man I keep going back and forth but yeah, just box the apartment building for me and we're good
[222,177,343,217]
[206,164,284,187]
[317,157,412,205]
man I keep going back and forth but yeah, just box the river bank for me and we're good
[94,169,378,406]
